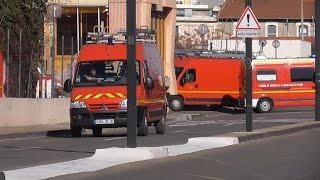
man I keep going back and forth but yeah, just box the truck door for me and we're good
[289,67,315,106]
[179,68,198,104]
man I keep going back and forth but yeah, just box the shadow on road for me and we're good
[47,130,127,138]
[180,105,245,115]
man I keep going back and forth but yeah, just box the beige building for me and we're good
[44,0,178,94]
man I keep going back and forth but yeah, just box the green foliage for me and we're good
[0,0,47,97]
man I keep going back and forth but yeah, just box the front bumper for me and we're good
[70,108,129,129]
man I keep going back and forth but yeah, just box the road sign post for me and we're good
[272,40,280,59]
[236,0,260,132]
[127,0,137,147]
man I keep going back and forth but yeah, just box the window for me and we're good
[299,25,309,37]
[174,66,184,79]
[267,25,277,37]
[176,26,179,37]
[257,70,277,81]
[290,67,314,82]
[176,0,184,4]
[184,69,196,83]
[74,60,140,87]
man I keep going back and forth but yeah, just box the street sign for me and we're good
[236,7,261,30]
[236,6,261,38]
[272,40,280,48]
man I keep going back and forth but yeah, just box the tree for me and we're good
[0,0,47,97]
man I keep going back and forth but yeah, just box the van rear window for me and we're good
[290,67,314,82]
[256,70,277,81]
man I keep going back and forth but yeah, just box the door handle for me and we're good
[195,84,199,88]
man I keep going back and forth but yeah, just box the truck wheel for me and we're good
[92,128,102,137]
[155,115,166,134]
[256,98,273,113]
[71,125,82,137]
[169,96,184,112]
[137,111,148,136]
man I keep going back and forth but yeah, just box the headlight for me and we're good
[120,99,139,110]
[120,99,127,110]
[71,101,87,108]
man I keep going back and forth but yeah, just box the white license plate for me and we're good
[95,119,115,125]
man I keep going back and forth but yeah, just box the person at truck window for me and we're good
[84,67,101,82]
[118,62,140,83]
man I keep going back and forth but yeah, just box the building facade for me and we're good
[44,0,178,94]
[175,0,224,49]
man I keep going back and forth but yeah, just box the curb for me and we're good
[224,121,320,143]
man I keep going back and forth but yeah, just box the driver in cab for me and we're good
[84,68,102,82]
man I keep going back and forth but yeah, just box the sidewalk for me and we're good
[0,123,70,138]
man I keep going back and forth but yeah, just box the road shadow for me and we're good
[47,129,127,138]
[180,105,245,114]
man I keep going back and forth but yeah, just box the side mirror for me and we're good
[63,79,72,92]
[145,76,154,90]
[164,76,170,90]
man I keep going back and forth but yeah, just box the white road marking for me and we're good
[104,137,126,141]
[170,130,185,134]
[256,117,266,120]
[0,136,46,142]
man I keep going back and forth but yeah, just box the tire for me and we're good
[155,115,166,134]
[92,128,102,137]
[169,96,184,112]
[256,98,273,113]
[71,125,82,137]
[137,111,148,136]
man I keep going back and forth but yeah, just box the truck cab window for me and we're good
[182,69,196,83]
[174,67,184,79]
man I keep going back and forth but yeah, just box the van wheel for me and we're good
[169,96,184,112]
[71,125,82,137]
[155,115,166,134]
[138,111,148,136]
[92,128,102,137]
[256,98,273,113]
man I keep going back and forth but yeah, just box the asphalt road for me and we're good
[52,128,320,180]
[0,107,315,172]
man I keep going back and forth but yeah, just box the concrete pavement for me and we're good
[1,119,320,180]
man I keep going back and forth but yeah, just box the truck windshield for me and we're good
[175,66,184,79]
[74,60,140,87]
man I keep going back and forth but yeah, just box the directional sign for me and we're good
[236,7,261,30]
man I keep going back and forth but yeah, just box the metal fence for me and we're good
[3,30,75,98]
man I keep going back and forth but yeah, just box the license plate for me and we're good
[95,119,115,125]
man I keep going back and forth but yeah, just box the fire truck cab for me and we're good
[64,29,167,137]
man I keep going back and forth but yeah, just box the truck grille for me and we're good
[89,103,120,111]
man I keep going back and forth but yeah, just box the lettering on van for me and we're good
[258,83,304,88]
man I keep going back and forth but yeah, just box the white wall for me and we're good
[0,98,70,127]
[208,39,312,59]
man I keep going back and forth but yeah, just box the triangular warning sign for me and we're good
[236,7,261,30]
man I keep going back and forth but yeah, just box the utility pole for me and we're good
[315,0,320,121]
[245,0,253,132]
[126,0,137,148]
[301,0,304,40]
